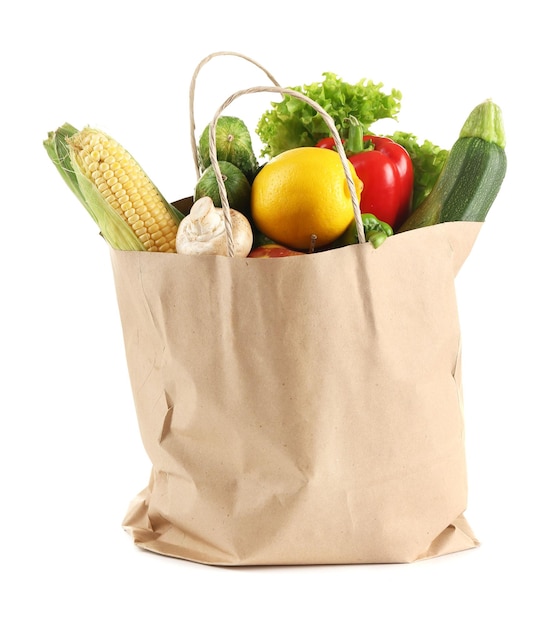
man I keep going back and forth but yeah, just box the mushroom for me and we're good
[176,196,253,257]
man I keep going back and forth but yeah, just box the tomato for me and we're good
[248,244,305,258]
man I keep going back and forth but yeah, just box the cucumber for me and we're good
[194,160,252,217]
[198,116,259,183]
[397,100,507,232]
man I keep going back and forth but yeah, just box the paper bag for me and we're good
[109,211,481,565]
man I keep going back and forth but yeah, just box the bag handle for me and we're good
[189,51,281,179]
[206,85,366,257]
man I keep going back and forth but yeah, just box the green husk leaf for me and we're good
[43,123,86,205]
[164,193,187,225]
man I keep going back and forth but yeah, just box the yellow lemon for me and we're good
[251,147,363,250]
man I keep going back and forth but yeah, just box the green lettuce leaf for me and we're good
[256,72,402,158]
[387,131,449,210]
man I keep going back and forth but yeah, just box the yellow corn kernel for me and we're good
[68,129,178,252]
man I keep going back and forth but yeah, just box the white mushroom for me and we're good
[176,196,253,257]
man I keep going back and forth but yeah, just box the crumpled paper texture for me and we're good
[110,218,482,565]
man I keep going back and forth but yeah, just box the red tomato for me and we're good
[248,244,305,258]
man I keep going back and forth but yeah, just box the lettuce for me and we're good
[256,72,402,158]
[387,131,449,210]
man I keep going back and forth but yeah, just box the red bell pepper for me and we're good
[317,118,413,230]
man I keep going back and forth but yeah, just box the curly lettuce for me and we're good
[256,72,402,158]
[387,131,449,210]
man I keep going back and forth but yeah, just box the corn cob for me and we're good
[44,124,182,252]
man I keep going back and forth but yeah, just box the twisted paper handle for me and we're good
[189,51,281,180]
[188,52,365,256]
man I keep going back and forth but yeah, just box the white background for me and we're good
[2,1,556,624]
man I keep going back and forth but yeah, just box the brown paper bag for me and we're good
[110,55,481,564]
[110,214,481,565]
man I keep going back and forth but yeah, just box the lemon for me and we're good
[251,147,363,250]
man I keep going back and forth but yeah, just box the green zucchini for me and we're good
[397,100,507,232]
